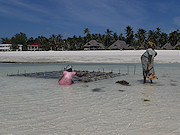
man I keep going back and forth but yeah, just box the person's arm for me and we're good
[76,72,87,77]
[154,51,157,57]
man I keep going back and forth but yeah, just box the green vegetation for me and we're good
[1,27,180,51]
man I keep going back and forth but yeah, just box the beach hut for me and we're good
[108,40,133,50]
[161,43,173,50]
[27,43,43,51]
[137,43,160,50]
[173,42,180,50]
[155,45,161,50]
[137,45,146,50]
[83,40,105,50]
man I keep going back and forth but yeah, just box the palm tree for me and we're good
[119,33,125,41]
[125,26,134,46]
[67,35,77,50]
[61,39,67,50]
[0,37,11,44]
[73,35,78,50]
[159,32,168,48]
[10,37,18,51]
[135,28,146,48]
[49,34,63,50]
[83,28,91,44]
[77,36,84,50]
[27,37,34,45]
[92,34,98,40]
[35,36,49,51]
[97,33,104,44]
[147,30,156,43]
[2,26,180,51]
[169,29,180,46]
[49,34,56,50]
[56,34,63,50]
[83,28,90,35]
[154,27,161,48]
[112,32,119,43]
[105,29,113,47]
[11,32,28,50]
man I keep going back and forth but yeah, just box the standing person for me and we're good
[141,41,158,83]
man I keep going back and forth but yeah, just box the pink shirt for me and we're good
[59,71,76,85]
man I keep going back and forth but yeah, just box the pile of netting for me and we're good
[8,70,122,83]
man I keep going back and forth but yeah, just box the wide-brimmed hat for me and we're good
[64,65,72,71]
[148,41,155,48]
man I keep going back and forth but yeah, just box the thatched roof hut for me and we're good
[161,43,174,50]
[137,45,146,50]
[83,40,105,50]
[155,45,161,50]
[173,42,180,50]
[108,40,133,50]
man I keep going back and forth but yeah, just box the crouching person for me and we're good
[58,65,85,85]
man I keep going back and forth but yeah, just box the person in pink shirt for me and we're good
[58,65,76,85]
[58,65,86,85]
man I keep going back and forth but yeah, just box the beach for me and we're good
[0,50,180,63]
[0,50,180,135]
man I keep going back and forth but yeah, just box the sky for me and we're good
[0,0,180,39]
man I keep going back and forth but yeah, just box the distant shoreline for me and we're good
[0,50,180,64]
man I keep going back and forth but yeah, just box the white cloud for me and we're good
[0,0,147,27]
[63,0,146,28]
[0,0,47,14]
[0,0,61,23]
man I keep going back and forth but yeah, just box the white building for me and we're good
[0,43,23,51]
[27,43,43,51]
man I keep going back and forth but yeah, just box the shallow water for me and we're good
[0,63,179,135]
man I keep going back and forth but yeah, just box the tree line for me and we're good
[1,26,180,51]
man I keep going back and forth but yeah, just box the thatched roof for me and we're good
[137,43,160,50]
[173,42,180,49]
[137,45,146,50]
[161,43,173,50]
[84,40,104,50]
[108,40,133,50]
[155,45,161,50]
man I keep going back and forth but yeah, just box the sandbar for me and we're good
[0,50,179,63]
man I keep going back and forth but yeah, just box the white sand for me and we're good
[0,50,180,63]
